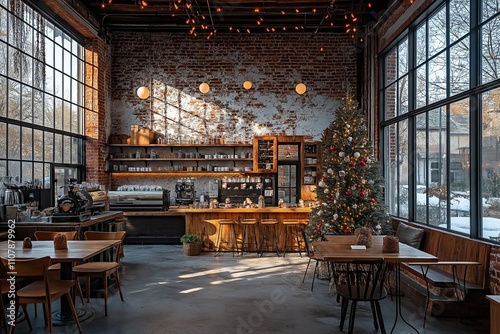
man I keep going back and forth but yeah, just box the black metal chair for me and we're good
[332,259,388,334]
[301,229,331,291]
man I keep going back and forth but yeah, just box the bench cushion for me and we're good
[396,222,424,248]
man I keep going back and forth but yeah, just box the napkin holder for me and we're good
[54,234,68,250]
[382,236,399,253]
[23,237,32,249]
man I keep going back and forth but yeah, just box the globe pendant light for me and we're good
[295,83,307,95]
[199,82,210,94]
[137,86,150,99]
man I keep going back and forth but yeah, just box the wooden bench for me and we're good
[392,219,491,320]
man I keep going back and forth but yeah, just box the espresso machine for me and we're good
[175,179,195,206]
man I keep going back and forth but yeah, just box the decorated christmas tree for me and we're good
[307,92,390,240]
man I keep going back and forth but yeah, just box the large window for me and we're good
[381,0,500,242]
[0,0,89,200]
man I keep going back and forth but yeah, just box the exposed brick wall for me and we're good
[110,32,357,143]
[85,38,112,186]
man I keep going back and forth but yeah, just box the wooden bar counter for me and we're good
[124,207,312,251]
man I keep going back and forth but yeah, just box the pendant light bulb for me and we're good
[137,86,150,99]
[243,81,252,90]
[199,82,210,94]
[295,83,307,95]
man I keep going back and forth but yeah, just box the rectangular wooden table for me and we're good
[313,235,438,334]
[0,240,121,325]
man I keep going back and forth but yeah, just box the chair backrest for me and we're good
[333,259,387,301]
[84,231,126,262]
[301,228,314,256]
[35,230,79,241]
[0,256,51,279]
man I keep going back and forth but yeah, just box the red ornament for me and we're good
[330,146,336,151]
[344,228,351,234]
[360,161,366,166]
[360,191,366,197]
[371,198,376,203]
[349,161,355,167]
[345,191,351,196]
[330,197,335,202]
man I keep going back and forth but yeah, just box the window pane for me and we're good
[21,161,32,183]
[427,107,448,228]
[7,124,20,159]
[8,78,20,120]
[0,123,5,158]
[54,133,62,163]
[416,22,427,65]
[385,47,397,86]
[428,52,447,103]
[450,37,470,96]
[72,137,79,164]
[385,83,397,120]
[398,38,408,76]
[385,123,404,217]
[21,84,33,123]
[481,15,500,85]
[33,88,43,126]
[0,76,6,117]
[44,132,53,162]
[0,39,6,76]
[21,127,32,160]
[416,113,428,223]
[429,6,447,58]
[450,0,470,44]
[64,136,71,164]
[482,0,500,22]
[449,98,470,233]
[33,129,43,161]
[398,121,409,219]
[44,93,54,127]
[482,88,500,240]
[399,75,409,115]
[416,64,427,109]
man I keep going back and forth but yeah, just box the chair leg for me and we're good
[75,281,85,305]
[20,304,32,331]
[339,297,348,331]
[86,277,91,303]
[348,301,357,334]
[66,293,82,333]
[302,258,312,283]
[115,271,125,301]
[375,301,386,334]
[311,261,320,291]
[214,227,222,257]
[104,275,109,316]
[370,301,379,330]
[44,301,51,334]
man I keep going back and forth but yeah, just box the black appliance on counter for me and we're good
[108,190,170,211]
[53,179,92,222]
[175,179,195,206]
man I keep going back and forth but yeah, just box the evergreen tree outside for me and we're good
[307,93,390,240]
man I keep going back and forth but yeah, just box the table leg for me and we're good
[390,263,421,334]
[52,262,92,326]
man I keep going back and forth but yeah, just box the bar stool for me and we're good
[259,219,280,257]
[282,219,306,257]
[239,218,259,256]
[214,219,239,257]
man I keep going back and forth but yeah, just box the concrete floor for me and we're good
[11,245,489,334]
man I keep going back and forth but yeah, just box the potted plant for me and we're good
[180,234,202,256]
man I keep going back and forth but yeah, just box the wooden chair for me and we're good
[72,231,126,316]
[0,256,82,334]
[34,230,79,241]
[301,229,331,291]
[332,259,388,334]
